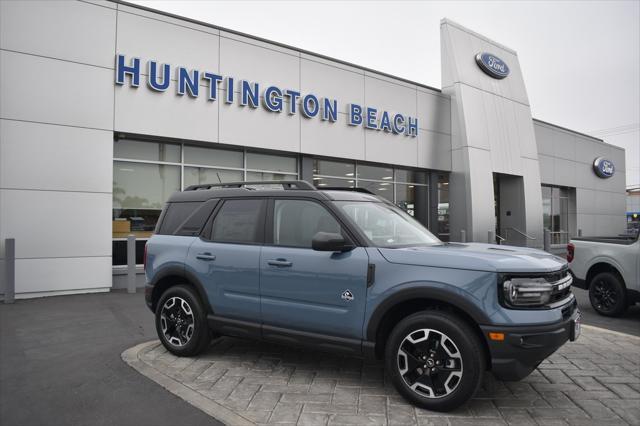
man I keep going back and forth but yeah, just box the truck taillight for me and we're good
[143,242,148,271]
[567,243,575,263]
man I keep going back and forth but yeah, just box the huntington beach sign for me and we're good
[115,54,419,137]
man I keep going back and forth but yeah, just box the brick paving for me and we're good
[127,326,640,425]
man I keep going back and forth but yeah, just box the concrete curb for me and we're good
[581,323,640,340]
[121,341,255,426]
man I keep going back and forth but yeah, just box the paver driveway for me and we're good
[123,325,640,426]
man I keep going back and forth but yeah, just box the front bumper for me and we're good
[480,298,580,381]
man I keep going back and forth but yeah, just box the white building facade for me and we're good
[0,0,627,298]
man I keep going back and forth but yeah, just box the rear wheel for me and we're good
[589,272,627,317]
[155,285,211,356]
[385,310,484,412]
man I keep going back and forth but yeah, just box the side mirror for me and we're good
[311,232,354,252]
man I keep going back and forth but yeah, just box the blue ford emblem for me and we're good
[593,157,615,178]
[475,52,510,79]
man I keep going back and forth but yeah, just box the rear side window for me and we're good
[211,199,265,244]
[175,199,218,236]
[157,202,202,235]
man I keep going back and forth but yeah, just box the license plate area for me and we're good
[570,312,581,341]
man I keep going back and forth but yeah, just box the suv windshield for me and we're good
[336,201,441,247]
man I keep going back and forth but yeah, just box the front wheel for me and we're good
[589,272,627,317]
[155,285,211,356]
[385,310,484,412]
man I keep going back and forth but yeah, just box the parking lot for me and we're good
[1,290,639,426]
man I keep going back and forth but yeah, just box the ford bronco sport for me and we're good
[144,180,580,411]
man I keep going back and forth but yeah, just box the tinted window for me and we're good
[175,199,219,236]
[211,199,265,244]
[157,202,202,235]
[273,200,342,248]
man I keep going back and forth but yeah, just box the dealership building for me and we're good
[0,0,627,298]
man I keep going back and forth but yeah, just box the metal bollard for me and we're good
[127,234,136,294]
[488,230,495,244]
[460,229,466,243]
[4,238,15,304]
[578,229,582,237]
[543,229,551,252]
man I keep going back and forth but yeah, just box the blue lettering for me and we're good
[284,90,300,114]
[379,110,392,132]
[202,72,223,100]
[115,54,140,87]
[147,61,170,91]
[407,116,418,137]
[263,86,283,112]
[225,77,234,104]
[322,98,337,122]
[301,94,319,118]
[366,107,378,129]
[240,80,259,108]
[393,113,405,134]
[177,67,199,97]
[348,104,363,126]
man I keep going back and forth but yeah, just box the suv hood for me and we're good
[378,242,566,273]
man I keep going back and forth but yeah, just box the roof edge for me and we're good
[109,0,442,94]
[532,118,605,143]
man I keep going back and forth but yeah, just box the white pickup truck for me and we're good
[568,232,639,316]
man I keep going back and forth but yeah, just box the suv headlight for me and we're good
[503,277,553,307]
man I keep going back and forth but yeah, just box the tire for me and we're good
[385,310,484,412]
[155,285,211,356]
[588,272,627,317]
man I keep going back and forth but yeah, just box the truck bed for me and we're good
[571,235,639,245]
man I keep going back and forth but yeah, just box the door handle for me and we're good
[196,253,216,261]
[267,259,292,267]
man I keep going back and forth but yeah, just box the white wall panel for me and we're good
[458,85,490,150]
[417,90,451,135]
[364,76,417,117]
[418,132,452,171]
[538,155,555,184]
[220,34,299,91]
[0,51,114,130]
[553,132,576,160]
[300,59,364,106]
[116,10,220,75]
[15,257,112,295]
[533,123,555,156]
[114,82,218,142]
[554,158,576,188]
[0,120,112,193]
[219,102,299,153]
[576,188,596,215]
[1,0,116,68]
[117,4,218,35]
[300,114,365,160]
[0,189,111,259]
[365,130,418,167]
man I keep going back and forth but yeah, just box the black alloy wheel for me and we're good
[588,272,627,317]
[385,310,484,411]
[155,285,212,356]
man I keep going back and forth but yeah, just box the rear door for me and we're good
[187,198,266,327]
[259,198,369,344]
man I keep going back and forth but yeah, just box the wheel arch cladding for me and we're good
[150,269,212,314]
[586,262,626,289]
[368,295,491,368]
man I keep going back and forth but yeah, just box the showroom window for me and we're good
[542,185,570,245]
[437,174,450,242]
[311,159,429,223]
[112,138,298,265]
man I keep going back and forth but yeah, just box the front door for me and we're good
[260,199,369,342]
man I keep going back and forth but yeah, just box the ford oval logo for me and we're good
[593,157,615,178]
[475,52,510,79]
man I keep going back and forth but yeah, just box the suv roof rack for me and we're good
[184,180,315,191]
[319,187,376,195]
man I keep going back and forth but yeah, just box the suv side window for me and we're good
[273,199,342,248]
[156,202,202,235]
[210,199,265,244]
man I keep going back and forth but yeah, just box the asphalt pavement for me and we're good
[0,290,222,426]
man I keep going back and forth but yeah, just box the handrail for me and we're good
[505,227,536,240]
[496,234,506,244]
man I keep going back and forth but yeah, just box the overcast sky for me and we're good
[132,0,639,188]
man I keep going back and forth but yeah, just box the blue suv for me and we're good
[145,180,580,411]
